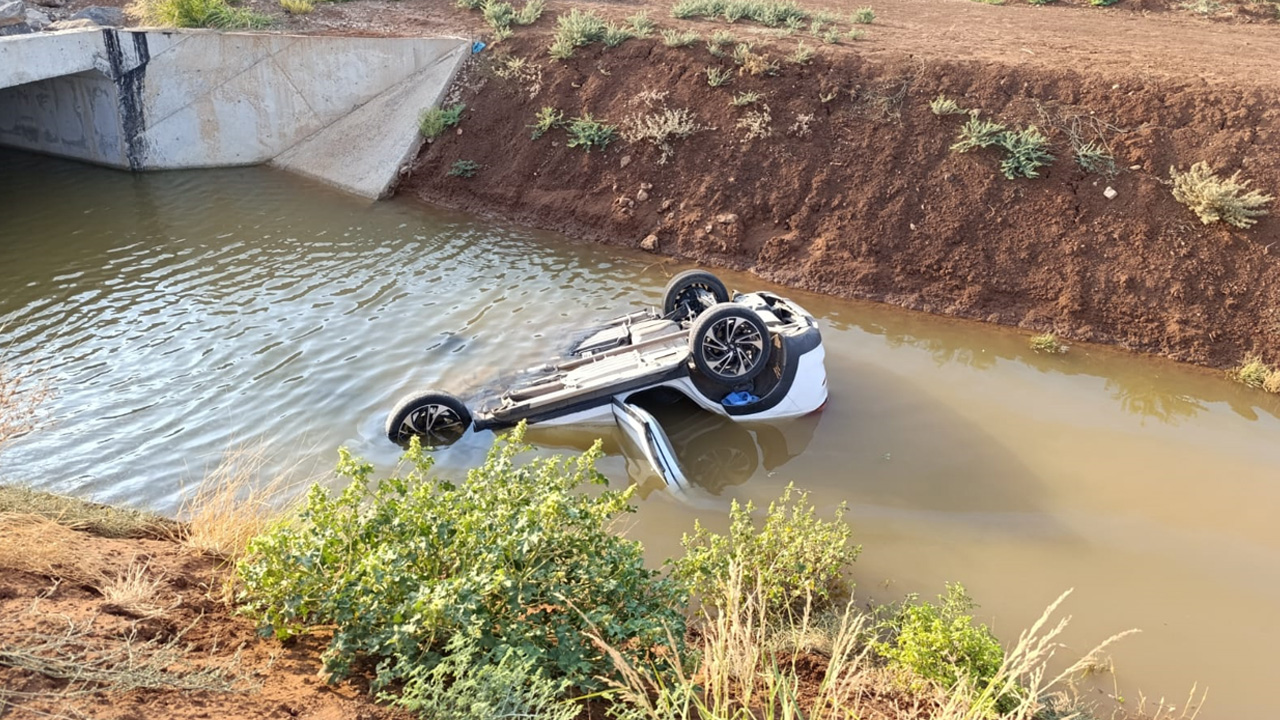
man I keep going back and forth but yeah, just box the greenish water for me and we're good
[1,148,1277,718]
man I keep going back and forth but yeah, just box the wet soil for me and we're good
[400,8,1280,368]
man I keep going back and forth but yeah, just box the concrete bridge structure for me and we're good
[0,28,469,198]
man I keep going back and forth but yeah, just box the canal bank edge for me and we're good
[0,29,469,199]
[402,31,1279,372]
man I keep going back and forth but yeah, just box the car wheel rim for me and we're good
[701,316,764,378]
[398,404,466,445]
[673,286,716,319]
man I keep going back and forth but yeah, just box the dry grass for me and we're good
[180,445,301,560]
[96,558,167,618]
[0,485,175,539]
[0,514,99,582]
[1227,355,1279,393]
[622,106,706,163]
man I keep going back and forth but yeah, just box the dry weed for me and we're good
[181,445,301,561]
[622,107,706,163]
[0,485,174,539]
[96,558,166,618]
[0,514,99,582]
[1171,162,1273,229]
[736,107,773,142]
[0,362,49,448]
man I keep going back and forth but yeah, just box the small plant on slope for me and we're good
[1074,140,1117,176]
[622,107,704,163]
[419,103,465,139]
[661,28,699,47]
[951,114,1007,152]
[279,0,313,15]
[705,66,733,87]
[929,94,967,116]
[127,0,272,29]
[996,125,1054,179]
[565,113,617,152]
[1228,356,1279,392]
[1029,332,1067,354]
[549,8,607,59]
[529,106,563,139]
[853,6,876,23]
[448,159,480,178]
[1170,162,1273,229]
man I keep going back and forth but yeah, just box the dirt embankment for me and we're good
[402,10,1280,369]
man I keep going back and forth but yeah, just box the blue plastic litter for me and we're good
[722,391,759,407]
[471,41,487,54]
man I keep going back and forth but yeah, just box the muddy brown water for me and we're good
[1,148,1277,719]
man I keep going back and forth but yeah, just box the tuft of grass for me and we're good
[705,66,733,87]
[97,558,166,618]
[732,43,780,75]
[627,11,656,36]
[731,90,763,106]
[852,6,875,23]
[549,8,608,58]
[513,0,544,24]
[565,113,617,152]
[788,41,815,64]
[602,23,636,47]
[930,94,967,116]
[671,0,810,27]
[820,27,842,43]
[126,0,271,28]
[279,0,313,15]
[661,28,700,47]
[419,103,465,139]
[846,27,866,40]
[1028,0,1055,5]
[1228,356,1278,392]
[0,485,174,539]
[1089,0,1120,5]
[1170,162,1273,229]
[529,106,563,139]
[448,159,480,178]
[180,445,300,560]
[1030,333,1067,354]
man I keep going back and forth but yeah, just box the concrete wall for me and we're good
[0,29,469,198]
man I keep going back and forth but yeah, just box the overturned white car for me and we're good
[385,270,827,485]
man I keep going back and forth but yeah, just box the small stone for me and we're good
[703,223,714,234]
[455,127,462,135]
[715,213,738,225]
[640,234,658,252]
[1103,186,1118,200]
[639,182,653,191]
[33,0,65,7]
[1129,164,1141,171]
[25,9,51,29]
[636,189,650,202]
[70,5,123,25]
[0,0,23,26]
[909,222,917,231]
[619,155,631,169]
[659,199,673,212]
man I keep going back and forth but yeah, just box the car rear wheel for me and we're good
[689,304,771,384]
[663,270,730,322]
[385,391,471,446]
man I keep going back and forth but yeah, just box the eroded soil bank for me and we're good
[403,24,1280,369]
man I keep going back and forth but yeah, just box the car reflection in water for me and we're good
[526,387,821,501]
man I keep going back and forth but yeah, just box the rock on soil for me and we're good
[70,4,122,25]
[25,8,51,29]
[0,0,24,26]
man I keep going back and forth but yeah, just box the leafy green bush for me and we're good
[852,6,876,23]
[874,584,1004,695]
[929,94,966,116]
[672,484,859,617]
[671,0,810,27]
[1170,161,1273,229]
[548,8,608,58]
[419,103,465,139]
[661,28,700,47]
[565,114,617,152]
[996,126,1054,179]
[236,426,687,699]
[1073,140,1116,176]
[127,0,270,29]
[950,115,1007,152]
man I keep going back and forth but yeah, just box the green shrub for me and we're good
[1027,0,1055,5]
[950,115,1007,152]
[788,41,815,64]
[565,113,617,152]
[529,106,564,139]
[1089,0,1119,6]
[705,66,733,87]
[661,28,700,47]
[1228,355,1278,391]
[482,0,515,30]
[929,94,966,116]
[237,426,686,698]
[997,125,1054,179]
[1029,332,1066,354]
[627,11,656,36]
[602,23,636,47]
[549,8,608,58]
[731,91,763,106]
[513,0,544,24]
[874,584,1005,696]
[279,0,313,15]
[448,159,480,178]
[419,103,465,139]
[1074,140,1116,175]
[672,484,859,617]
[852,6,875,23]
[1170,162,1273,229]
[671,0,810,27]
[127,0,270,29]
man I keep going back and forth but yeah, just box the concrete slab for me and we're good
[271,40,468,199]
[0,28,101,89]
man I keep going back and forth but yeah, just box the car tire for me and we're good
[385,390,472,446]
[689,303,771,384]
[663,270,730,322]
